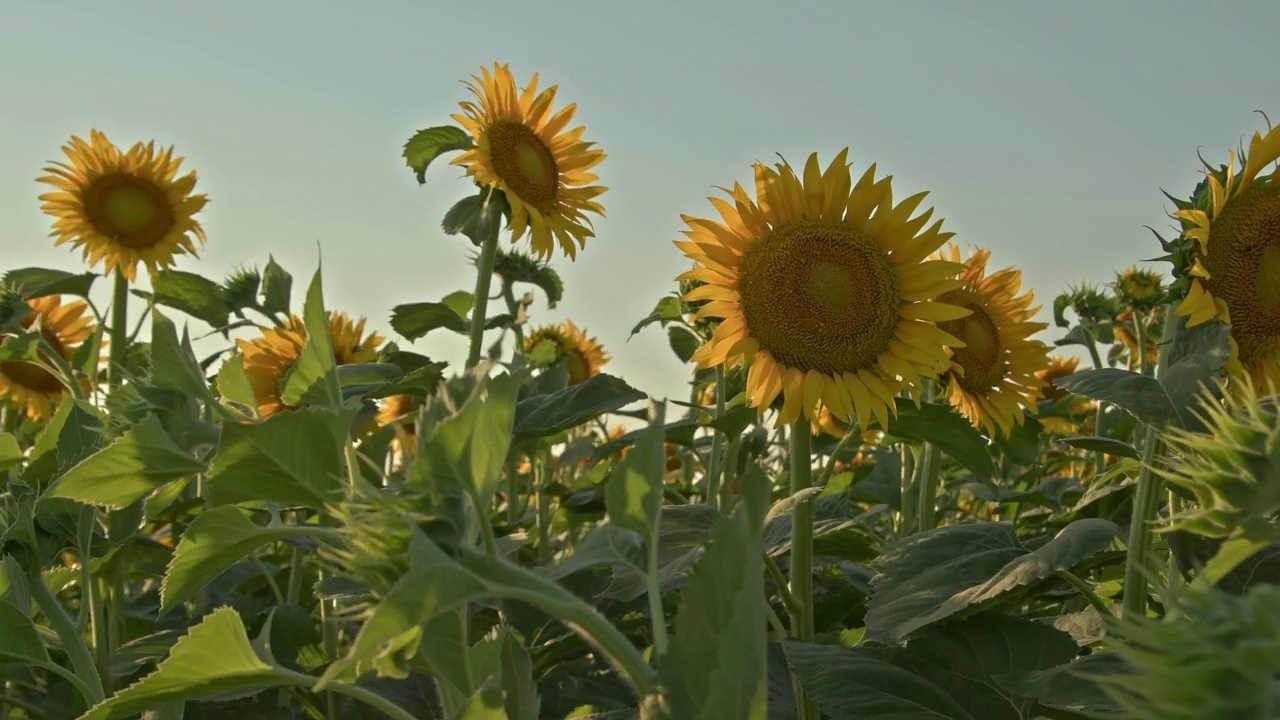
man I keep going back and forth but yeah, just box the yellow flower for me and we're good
[0,296,97,421]
[1114,265,1164,311]
[1113,309,1160,370]
[451,63,607,262]
[934,245,1050,438]
[524,319,609,386]
[38,130,209,282]
[377,394,417,463]
[677,150,969,429]
[236,313,383,419]
[1032,354,1094,435]
[1172,121,1280,386]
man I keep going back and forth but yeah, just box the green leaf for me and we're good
[260,256,292,317]
[708,405,758,439]
[1,267,97,300]
[0,433,22,472]
[443,193,488,247]
[498,629,540,720]
[454,682,507,720]
[657,463,768,720]
[606,403,666,539]
[149,269,232,329]
[205,409,347,509]
[630,296,686,338]
[216,354,259,410]
[22,399,104,492]
[372,358,448,399]
[1158,316,1232,429]
[865,520,1119,644]
[433,374,520,510]
[279,266,342,409]
[513,373,647,442]
[390,302,469,340]
[78,607,302,720]
[667,326,700,364]
[1062,436,1141,460]
[336,362,405,401]
[0,599,50,665]
[441,290,476,319]
[160,506,324,614]
[1055,368,1177,428]
[403,126,474,184]
[46,414,206,510]
[783,641,974,719]
[0,331,41,363]
[876,400,994,480]
[150,309,216,402]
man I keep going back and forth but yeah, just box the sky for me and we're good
[2,0,1278,406]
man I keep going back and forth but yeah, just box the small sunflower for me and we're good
[0,296,97,421]
[1033,354,1093,435]
[524,319,609,386]
[236,313,384,419]
[451,63,607,261]
[377,394,418,463]
[38,130,209,282]
[678,150,970,429]
[1172,121,1280,386]
[1114,266,1165,312]
[934,245,1051,438]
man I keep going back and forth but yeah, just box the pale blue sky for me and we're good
[3,0,1278,404]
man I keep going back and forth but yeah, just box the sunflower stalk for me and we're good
[1122,305,1180,617]
[706,366,727,509]
[29,567,105,704]
[915,379,943,533]
[1081,329,1110,475]
[787,418,820,720]
[465,195,504,370]
[107,269,129,388]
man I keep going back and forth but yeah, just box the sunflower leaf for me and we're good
[667,326,701,364]
[403,125,474,185]
[389,302,469,340]
[370,357,448,400]
[443,193,487,247]
[0,599,49,666]
[204,408,350,509]
[431,372,520,512]
[0,433,21,472]
[0,331,41,364]
[1158,316,1232,430]
[1056,367,1179,427]
[280,266,343,409]
[215,353,259,412]
[22,398,104,494]
[260,256,293,317]
[1062,435,1141,460]
[875,401,994,481]
[606,402,666,541]
[148,269,232,330]
[149,309,216,402]
[0,267,98,301]
[513,373,647,443]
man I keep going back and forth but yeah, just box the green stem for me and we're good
[272,667,422,720]
[1056,569,1114,617]
[816,423,860,490]
[108,269,129,388]
[718,436,742,511]
[458,549,658,698]
[787,419,819,720]
[1121,306,1179,618]
[1083,331,1109,475]
[465,201,503,370]
[899,443,918,534]
[916,442,943,534]
[30,570,105,703]
[763,552,801,619]
[706,367,727,509]
[645,523,669,661]
[535,460,552,564]
[500,280,525,354]
[505,453,520,526]
[0,652,99,707]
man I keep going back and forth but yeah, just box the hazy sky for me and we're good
[3,0,1278,405]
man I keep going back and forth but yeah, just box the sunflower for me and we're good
[1032,354,1094,435]
[236,313,384,419]
[678,150,969,429]
[524,319,609,386]
[933,245,1050,437]
[377,394,417,463]
[38,130,209,282]
[0,296,97,421]
[1172,122,1280,386]
[1114,266,1165,312]
[451,63,607,262]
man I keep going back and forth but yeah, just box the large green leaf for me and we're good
[498,629,540,720]
[865,520,1119,644]
[656,463,768,719]
[1,267,98,300]
[1157,316,1232,429]
[46,414,206,509]
[150,309,216,402]
[78,607,304,720]
[783,641,974,719]
[205,409,347,508]
[0,599,49,666]
[389,302,469,340]
[876,401,994,480]
[999,653,1123,717]
[403,126,474,184]
[1055,368,1177,427]
[606,403,666,540]
[148,269,232,329]
[336,362,405,402]
[279,266,342,409]
[215,353,259,411]
[0,432,22,472]
[513,374,646,442]
[23,399,105,492]
[160,506,326,614]
[433,373,520,510]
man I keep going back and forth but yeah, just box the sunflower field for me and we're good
[1,62,1279,720]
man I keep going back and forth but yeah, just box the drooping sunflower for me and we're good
[933,245,1051,437]
[451,63,607,262]
[0,296,97,421]
[524,319,609,386]
[38,130,209,282]
[236,313,384,419]
[1172,121,1280,386]
[678,150,970,429]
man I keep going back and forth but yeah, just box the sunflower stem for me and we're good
[899,443,918,534]
[29,567,105,704]
[787,419,819,720]
[465,199,503,371]
[107,269,129,389]
[1082,331,1110,475]
[500,280,525,355]
[1121,305,1179,618]
[706,366,727,509]
[915,380,943,533]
